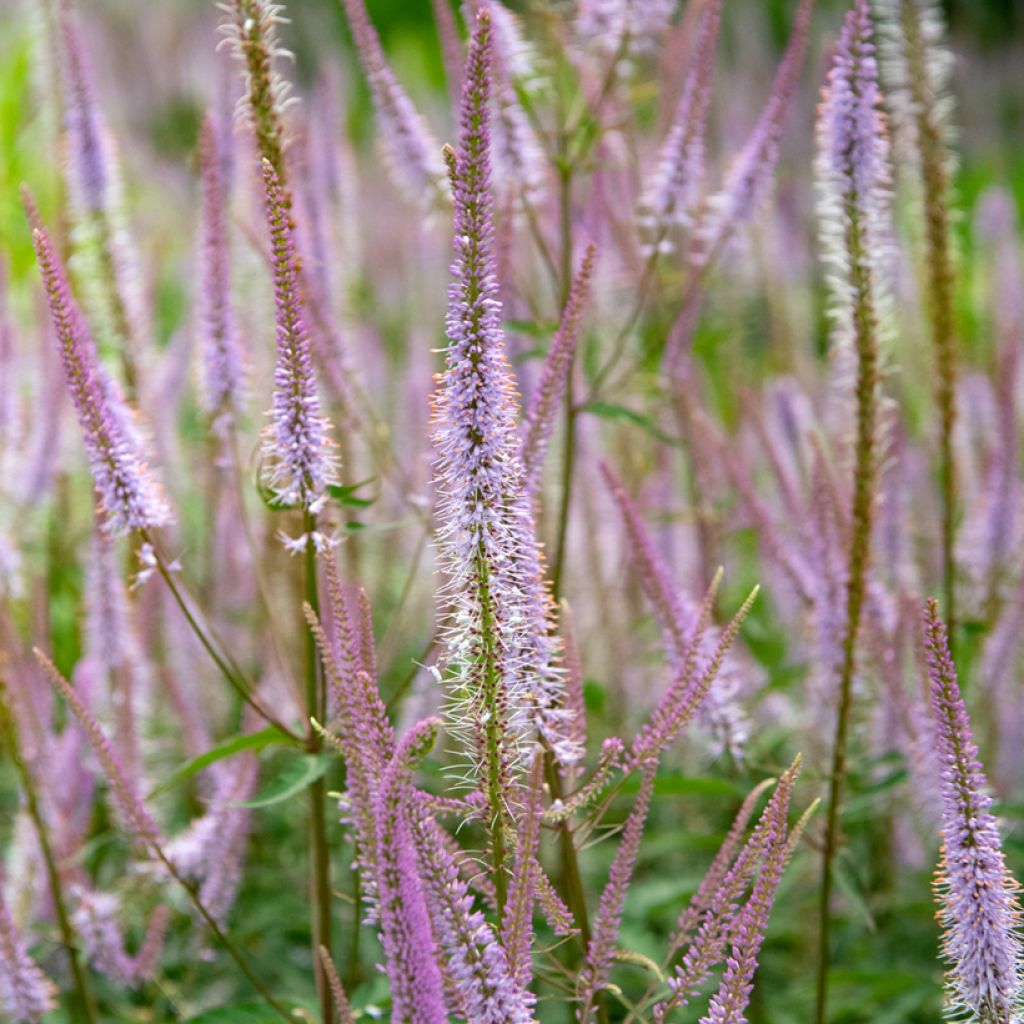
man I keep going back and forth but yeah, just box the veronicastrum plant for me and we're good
[0,1,1021,1023]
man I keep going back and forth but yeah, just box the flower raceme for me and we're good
[923,601,1024,1023]
[259,157,338,519]
[432,8,579,809]
[29,213,171,536]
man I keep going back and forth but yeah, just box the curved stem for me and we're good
[141,530,300,741]
[0,689,99,1024]
[303,511,335,1024]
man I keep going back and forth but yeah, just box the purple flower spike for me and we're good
[61,14,110,216]
[72,890,170,988]
[521,244,597,496]
[197,115,244,434]
[0,888,56,1024]
[341,0,449,210]
[577,763,657,1022]
[700,0,813,257]
[433,8,579,788]
[638,0,722,248]
[374,719,448,1024]
[923,600,1024,1023]
[410,795,536,1023]
[259,158,338,516]
[698,770,794,1024]
[30,218,171,535]
[36,650,161,851]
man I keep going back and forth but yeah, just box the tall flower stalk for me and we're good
[879,0,959,639]
[812,4,893,1020]
[261,152,338,1022]
[432,8,575,918]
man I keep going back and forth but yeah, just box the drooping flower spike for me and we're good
[0,886,56,1024]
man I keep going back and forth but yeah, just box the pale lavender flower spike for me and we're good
[197,114,244,435]
[0,886,56,1024]
[341,0,450,210]
[259,158,338,520]
[433,9,580,775]
[816,0,892,318]
[61,14,110,215]
[30,215,171,535]
[638,0,722,249]
[521,243,597,496]
[923,600,1024,1024]
[700,0,814,258]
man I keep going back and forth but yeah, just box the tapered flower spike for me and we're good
[35,650,161,851]
[577,762,657,1022]
[373,719,448,1024]
[341,0,450,210]
[433,7,579,823]
[698,771,796,1024]
[638,0,722,249]
[656,758,801,1022]
[923,600,1024,1023]
[0,886,56,1024]
[197,115,244,434]
[29,215,171,535]
[669,776,777,955]
[409,794,537,1023]
[521,244,597,496]
[699,0,814,258]
[318,946,357,1024]
[603,463,748,760]
[259,157,338,518]
[61,13,109,216]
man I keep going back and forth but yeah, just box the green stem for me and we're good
[551,160,575,603]
[900,0,957,649]
[152,843,301,1023]
[814,200,879,1024]
[0,690,99,1024]
[304,512,335,1024]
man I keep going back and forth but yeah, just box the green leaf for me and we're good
[578,401,681,446]
[148,727,295,799]
[326,477,377,508]
[183,1002,282,1023]
[232,753,332,809]
[504,317,558,338]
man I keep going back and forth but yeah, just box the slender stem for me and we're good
[0,690,99,1024]
[814,200,878,1024]
[550,158,575,602]
[899,0,957,649]
[152,843,301,1024]
[142,530,299,741]
[304,512,334,1024]
[544,754,591,953]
